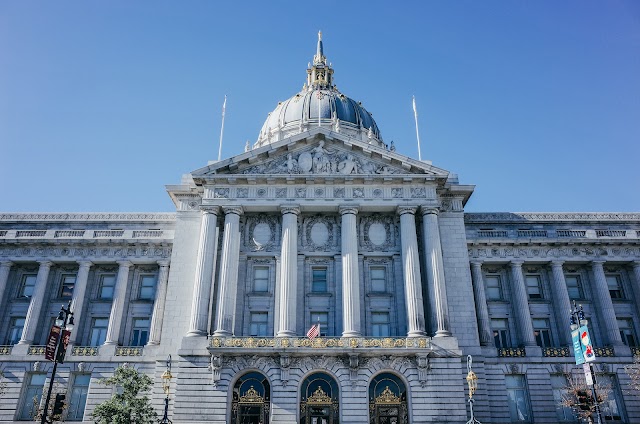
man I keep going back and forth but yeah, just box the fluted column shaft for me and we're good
[19,261,52,344]
[187,207,220,336]
[421,207,450,337]
[104,261,132,345]
[470,261,492,346]
[148,260,170,345]
[277,205,300,337]
[398,206,427,337]
[340,206,361,337]
[549,261,573,346]
[213,206,243,337]
[0,261,13,311]
[509,261,536,346]
[590,260,623,346]
[69,261,92,344]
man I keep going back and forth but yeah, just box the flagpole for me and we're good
[412,95,423,161]
[217,95,227,162]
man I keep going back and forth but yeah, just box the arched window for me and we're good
[300,372,340,424]
[369,373,408,424]
[231,371,270,424]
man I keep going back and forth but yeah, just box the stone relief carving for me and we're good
[391,188,403,198]
[213,188,229,199]
[303,215,338,251]
[0,244,171,260]
[334,188,345,198]
[410,187,426,198]
[237,188,248,198]
[359,214,397,251]
[276,188,287,198]
[244,214,279,252]
[468,245,639,261]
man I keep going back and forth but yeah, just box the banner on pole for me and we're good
[45,326,61,361]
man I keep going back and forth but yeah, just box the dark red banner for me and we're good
[45,326,61,361]
[56,330,71,363]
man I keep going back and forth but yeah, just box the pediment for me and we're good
[191,128,450,183]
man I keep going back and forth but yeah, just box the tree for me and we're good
[560,372,611,424]
[31,383,68,423]
[92,365,157,424]
[624,355,640,394]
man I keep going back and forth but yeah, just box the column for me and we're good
[590,260,623,346]
[104,261,132,345]
[0,261,13,310]
[509,261,536,346]
[470,261,492,346]
[148,260,170,345]
[421,206,451,337]
[549,261,573,346]
[632,261,640,320]
[187,207,220,336]
[340,206,362,337]
[19,261,52,344]
[276,205,300,337]
[69,261,92,344]
[398,206,427,337]
[213,206,243,337]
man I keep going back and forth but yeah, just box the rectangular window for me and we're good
[98,274,116,299]
[533,318,552,348]
[618,318,637,347]
[485,275,503,300]
[506,375,532,422]
[311,267,328,292]
[492,319,510,349]
[138,275,157,300]
[19,274,37,298]
[599,375,624,422]
[253,267,269,292]
[550,374,576,422]
[8,317,26,345]
[89,317,109,346]
[310,312,329,337]
[60,274,76,299]
[19,373,46,420]
[606,274,624,299]
[370,267,386,292]
[67,374,91,421]
[371,312,391,337]
[249,312,268,336]
[130,318,150,346]
[565,275,584,300]
[525,275,543,299]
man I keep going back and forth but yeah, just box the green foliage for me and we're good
[92,366,157,424]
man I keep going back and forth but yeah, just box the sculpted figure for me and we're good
[286,153,297,173]
[312,140,331,173]
[338,154,357,174]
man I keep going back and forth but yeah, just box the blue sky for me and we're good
[1,1,639,213]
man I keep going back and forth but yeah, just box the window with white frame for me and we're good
[98,274,116,299]
[370,267,386,292]
[89,317,109,346]
[311,267,328,292]
[525,274,543,299]
[310,312,329,336]
[67,374,91,421]
[59,274,76,299]
[130,318,150,346]
[506,375,532,422]
[19,373,46,420]
[138,275,157,300]
[605,274,624,299]
[618,318,637,347]
[598,374,625,422]
[565,274,584,300]
[533,318,552,348]
[550,374,576,422]
[7,317,25,345]
[371,312,391,337]
[492,318,510,349]
[253,267,269,292]
[249,312,268,336]
[19,274,37,298]
[485,274,503,300]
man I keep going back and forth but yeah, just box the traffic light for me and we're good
[52,393,65,416]
[576,390,591,411]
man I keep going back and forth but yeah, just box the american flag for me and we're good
[306,323,320,340]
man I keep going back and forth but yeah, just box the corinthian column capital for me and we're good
[281,205,301,216]
[339,205,359,216]
[222,205,244,216]
[397,205,418,216]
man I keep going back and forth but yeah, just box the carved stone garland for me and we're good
[244,214,279,252]
[303,215,337,251]
[359,214,397,251]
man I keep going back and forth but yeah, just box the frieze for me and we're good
[214,188,230,199]
[237,188,249,198]
[209,336,430,350]
[0,243,172,260]
[465,212,640,223]
[276,188,287,198]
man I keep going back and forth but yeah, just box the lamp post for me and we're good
[570,302,603,424]
[465,355,481,424]
[159,355,172,424]
[41,302,74,424]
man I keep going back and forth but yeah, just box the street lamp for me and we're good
[465,355,481,424]
[41,301,74,424]
[570,302,603,424]
[159,355,172,424]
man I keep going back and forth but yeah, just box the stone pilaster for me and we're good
[213,206,243,337]
[104,261,132,345]
[277,205,300,337]
[148,260,170,345]
[398,206,426,337]
[470,261,492,346]
[69,261,92,344]
[0,261,13,312]
[187,207,220,336]
[340,205,361,337]
[509,261,536,346]
[19,261,52,345]
[421,206,450,337]
[549,261,573,346]
[631,261,640,321]
[590,260,623,346]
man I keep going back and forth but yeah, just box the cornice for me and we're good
[0,213,176,223]
[465,212,640,223]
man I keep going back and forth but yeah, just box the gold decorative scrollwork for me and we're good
[238,386,264,404]
[306,386,332,405]
[375,387,401,405]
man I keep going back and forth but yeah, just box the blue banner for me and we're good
[572,329,584,365]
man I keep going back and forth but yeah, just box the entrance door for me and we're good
[369,373,408,424]
[300,372,339,424]
[231,372,271,424]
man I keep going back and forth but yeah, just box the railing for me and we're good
[54,230,85,238]
[543,347,571,357]
[477,230,509,238]
[0,345,12,355]
[498,347,526,357]
[71,346,99,356]
[631,347,640,357]
[210,336,430,350]
[115,346,144,356]
[594,347,615,357]
[16,230,47,238]
[595,230,626,237]
[132,230,163,238]
[27,345,46,355]
[556,230,587,238]
[93,230,124,238]
[517,230,548,238]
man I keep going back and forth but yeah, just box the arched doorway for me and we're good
[231,371,270,424]
[369,373,408,424]
[300,372,340,424]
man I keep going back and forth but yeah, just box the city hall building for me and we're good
[1,34,639,423]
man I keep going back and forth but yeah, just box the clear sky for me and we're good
[1,1,639,213]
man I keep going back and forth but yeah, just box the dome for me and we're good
[255,32,383,148]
